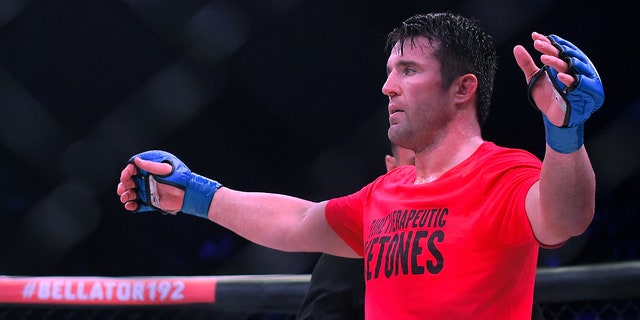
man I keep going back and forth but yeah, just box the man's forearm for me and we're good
[539,145,596,239]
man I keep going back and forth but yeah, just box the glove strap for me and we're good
[543,115,584,154]
[528,66,571,127]
[182,174,222,219]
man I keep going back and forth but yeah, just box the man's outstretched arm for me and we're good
[117,152,358,258]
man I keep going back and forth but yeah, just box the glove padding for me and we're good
[129,150,221,219]
[527,34,604,128]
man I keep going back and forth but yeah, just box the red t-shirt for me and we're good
[326,142,543,319]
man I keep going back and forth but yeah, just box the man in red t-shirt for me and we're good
[117,12,603,319]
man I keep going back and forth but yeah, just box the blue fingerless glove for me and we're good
[527,34,605,153]
[129,150,222,219]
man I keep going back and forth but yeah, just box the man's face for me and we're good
[382,37,454,151]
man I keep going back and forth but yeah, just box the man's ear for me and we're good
[385,155,395,172]
[454,73,478,104]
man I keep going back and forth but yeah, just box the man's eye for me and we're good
[403,68,415,75]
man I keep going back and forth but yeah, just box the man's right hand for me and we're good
[116,150,222,219]
[117,156,182,213]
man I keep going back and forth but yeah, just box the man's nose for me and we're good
[382,72,399,98]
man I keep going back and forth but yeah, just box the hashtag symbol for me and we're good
[22,281,36,299]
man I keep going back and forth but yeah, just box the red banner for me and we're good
[0,276,217,305]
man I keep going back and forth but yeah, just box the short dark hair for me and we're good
[386,12,497,126]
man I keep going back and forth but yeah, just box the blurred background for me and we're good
[0,0,637,277]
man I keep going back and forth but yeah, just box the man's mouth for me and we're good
[389,104,403,115]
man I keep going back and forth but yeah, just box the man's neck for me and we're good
[413,135,484,184]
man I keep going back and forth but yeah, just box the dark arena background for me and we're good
[1,0,639,319]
